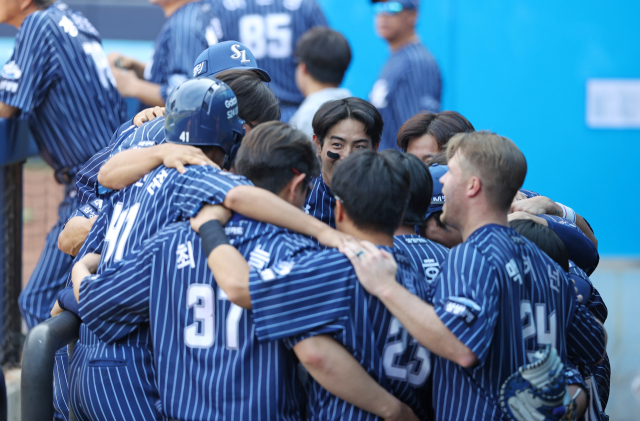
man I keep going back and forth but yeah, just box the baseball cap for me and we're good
[193,41,271,82]
[425,164,447,221]
[372,0,418,14]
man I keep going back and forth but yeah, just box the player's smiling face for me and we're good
[407,133,441,164]
[439,152,466,230]
[313,118,374,187]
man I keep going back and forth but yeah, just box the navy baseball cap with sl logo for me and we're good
[192,41,271,82]
[425,164,447,221]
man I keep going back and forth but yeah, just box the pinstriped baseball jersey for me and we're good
[431,224,606,421]
[303,174,335,247]
[207,0,327,105]
[146,2,217,103]
[0,1,127,171]
[79,217,319,420]
[249,246,433,420]
[394,235,448,299]
[369,41,441,152]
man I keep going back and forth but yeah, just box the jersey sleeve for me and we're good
[540,215,599,275]
[431,243,500,363]
[161,12,210,101]
[78,243,156,343]
[248,251,354,342]
[0,14,55,114]
[57,285,79,316]
[565,297,606,366]
[172,168,253,218]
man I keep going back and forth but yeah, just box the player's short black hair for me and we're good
[295,27,352,86]
[509,219,569,272]
[397,111,475,152]
[382,150,432,227]
[35,0,55,8]
[214,69,280,124]
[235,121,320,195]
[332,150,410,236]
[427,151,448,166]
[312,98,384,147]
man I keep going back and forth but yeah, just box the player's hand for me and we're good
[510,196,562,217]
[384,402,419,421]
[507,211,549,226]
[191,204,232,233]
[571,278,583,303]
[50,301,64,317]
[112,67,140,97]
[512,190,528,203]
[341,240,398,298]
[133,106,165,127]
[79,253,101,274]
[315,226,354,249]
[108,52,133,70]
[159,143,219,173]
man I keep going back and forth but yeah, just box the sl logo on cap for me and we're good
[230,44,251,64]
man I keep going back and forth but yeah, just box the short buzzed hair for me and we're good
[296,27,351,85]
[446,131,527,212]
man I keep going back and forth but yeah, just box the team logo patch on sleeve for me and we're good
[1,61,21,80]
[444,297,481,324]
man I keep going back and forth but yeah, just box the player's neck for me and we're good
[460,210,509,242]
[7,4,40,29]
[339,224,394,247]
[162,0,195,17]
[394,225,417,236]
[388,32,418,53]
[303,79,339,98]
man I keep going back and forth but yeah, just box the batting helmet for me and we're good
[164,78,244,164]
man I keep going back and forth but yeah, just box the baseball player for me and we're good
[202,150,433,420]
[108,0,217,107]
[369,0,441,151]
[387,151,449,300]
[304,98,383,234]
[344,132,606,420]
[207,0,327,121]
[75,122,416,420]
[0,0,127,331]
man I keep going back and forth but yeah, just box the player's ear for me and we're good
[334,200,345,223]
[312,135,322,155]
[289,173,307,202]
[467,176,482,198]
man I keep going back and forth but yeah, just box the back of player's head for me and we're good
[382,150,433,227]
[214,69,281,124]
[332,150,410,236]
[164,78,243,163]
[295,27,352,86]
[397,111,475,152]
[312,98,384,147]
[235,122,320,195]
[509,219,569,272]
[447,131,527,212]
[193,41,271,82]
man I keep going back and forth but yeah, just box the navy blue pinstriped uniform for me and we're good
[539,214,599,276]
[249,247,433,420]
[145,1,217,104]
[304,174,335,243]
[4,1,127,329]
[369,41,440,151]
[568,262,610,421]
[394,235,448,300]
[208,0,327,121]
[67,165,252,421]
[80,216,319,420]
[430,224,606,421]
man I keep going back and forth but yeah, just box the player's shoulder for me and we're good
[539,214,580,230]
[394,234,449,257]
[183,166,252,185]
[142,221,195,254]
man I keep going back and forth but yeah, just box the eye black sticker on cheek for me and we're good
[327,151,340,160]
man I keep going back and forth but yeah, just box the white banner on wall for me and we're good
[586,79,640,129]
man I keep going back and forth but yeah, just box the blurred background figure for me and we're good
[369,0,441,151]
[207,0,327,122]
[290,27,352,139]
[108,0,217,107]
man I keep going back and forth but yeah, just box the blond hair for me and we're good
[446,131,527,212]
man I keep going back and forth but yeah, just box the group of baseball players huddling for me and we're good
[0,0,609,420]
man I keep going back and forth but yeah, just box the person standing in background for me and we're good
[107,0,217,107]
[369,0,441,151]
[208,0,327,122]
[289,27,352,139]
[0,0,127,329]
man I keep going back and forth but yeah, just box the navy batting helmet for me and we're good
[165,78,244,165]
